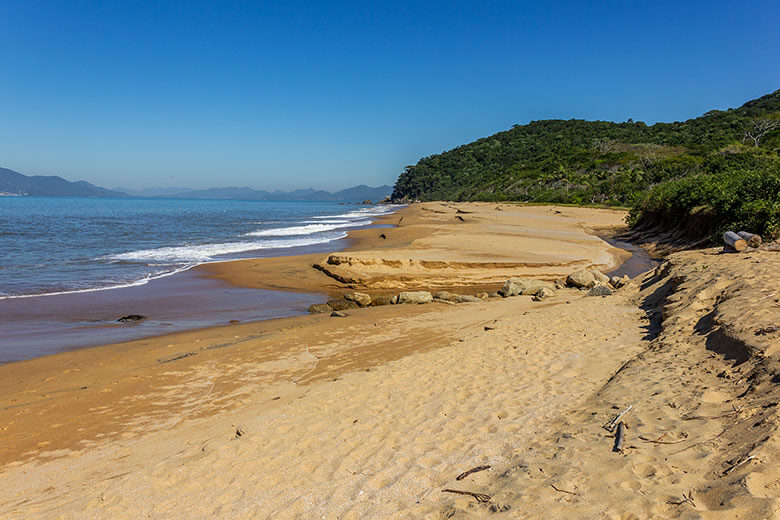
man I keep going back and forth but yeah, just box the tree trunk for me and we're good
[724,231,747,252]
[737,231,762,248]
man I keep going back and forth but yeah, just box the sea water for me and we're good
[0,197,396,298]
[0,197,399,362]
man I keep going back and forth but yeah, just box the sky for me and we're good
[1,1,779,191]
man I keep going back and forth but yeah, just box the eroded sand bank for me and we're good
[1,203,778,520]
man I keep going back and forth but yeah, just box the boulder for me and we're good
[456,295,482,303]
[308,303,332,314]
[327,299,360,311]
[475,292,489,300]
[500,278,556,297]
[588,285,613,297]
[567,270,596,288]
[532,287,556,301]
[610,276,621,287]
[554,279,566,290]
[344,291,371,307]
[590,270,611,284]
[369,296,393,307]
[396,291,433,304]
[434,291,458,302]
[117,314,145,323]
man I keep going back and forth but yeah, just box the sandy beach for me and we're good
[1,203,778,519]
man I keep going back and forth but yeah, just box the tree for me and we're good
[743,117,780,147]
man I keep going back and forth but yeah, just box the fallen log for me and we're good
[723,231,747,252]
[737,231,762,248]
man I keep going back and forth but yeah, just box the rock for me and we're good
[369,296,393,307]
[229,319,240,324]
[434,291,458,302]
[588,285,613,296]
[330,311,348,317]
[488,292,501,298]
[566,270,595,288]
[475,291,489,300]
[590,270,611,284]
[391,295,399,304]
[554,279,566,290]
[499,278,556,297]
[532,287,556,301]
[327,299,359,311]
[396,291,433,304]
[344,291,371,307]
[361,199,372,205]
[610,276,621,287]
[456,295,482,303]
[308,303,332,314]
[117,314,145,323]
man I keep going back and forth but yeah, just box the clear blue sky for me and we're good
[1,1,778,191]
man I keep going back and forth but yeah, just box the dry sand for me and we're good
[1,203,778,520]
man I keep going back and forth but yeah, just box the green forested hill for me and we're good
[392,90,780,239]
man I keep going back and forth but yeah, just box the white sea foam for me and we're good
[105,232,348,263]
[0,264,196,300]
[245,220,372,237]
[309,205,399,220]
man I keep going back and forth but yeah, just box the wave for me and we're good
[245,220,372,237]
[105,232,348,263]
[0,264,196,300]
[309,205,399,220]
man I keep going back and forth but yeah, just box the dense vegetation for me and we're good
[392,90,780,240]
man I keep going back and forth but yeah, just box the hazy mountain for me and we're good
[163,184,392,202]
[113,186,193,197]
[0,167,128,198]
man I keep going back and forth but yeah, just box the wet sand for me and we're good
[2,202,778,519]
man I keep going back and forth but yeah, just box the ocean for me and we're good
[0,197,399,362]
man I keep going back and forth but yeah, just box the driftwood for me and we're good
[605,404,632,432]
[442,489,491,502]
[613,422,626,452]
[737,231,762,248]
[456,465,491,481]
[722,455,756,476]
[723,231,747,252]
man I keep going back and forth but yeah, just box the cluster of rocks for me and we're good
[308,289,492,315]
[308,269,633,316]
[565,269,632,296]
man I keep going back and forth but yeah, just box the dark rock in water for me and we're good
[361,199,372,205]
[369,296,393,306]
[330,311,348,317]
[229,319,240,324]
[117,314,145,323]
[308,303,332,314]
[327,299,360,311]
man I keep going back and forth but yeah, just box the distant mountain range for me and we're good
[117,184,393,202]
[0,167,393,202]
[0,167,128,198]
